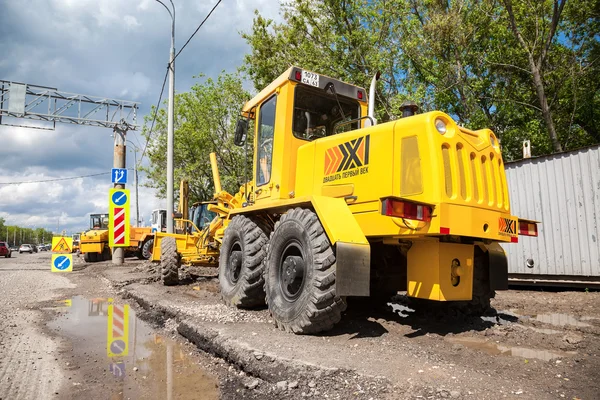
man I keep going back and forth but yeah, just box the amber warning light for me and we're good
[382,198,432,222]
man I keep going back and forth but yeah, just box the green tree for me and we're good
[141,72,251,203]
[242,0,599,159]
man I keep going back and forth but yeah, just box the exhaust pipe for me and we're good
[365,71,381,127]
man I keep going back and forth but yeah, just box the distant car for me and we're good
[10,246,18,252]
[0,241,11,258]
[19,244,33,254]
[37,245,47,252]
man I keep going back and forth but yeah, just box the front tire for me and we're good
[264,208,346,334]
[142,239,154,260]
[161,237,180,286]
[219,215,269,308]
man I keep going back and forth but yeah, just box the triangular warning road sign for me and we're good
[52,237,72,253]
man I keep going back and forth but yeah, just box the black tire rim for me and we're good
[278,241,306,302]
[228,241,243,284]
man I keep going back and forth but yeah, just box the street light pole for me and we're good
[155,0,176,234]
[127,140,141,228]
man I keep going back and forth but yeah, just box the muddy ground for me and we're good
[1,253,599,399]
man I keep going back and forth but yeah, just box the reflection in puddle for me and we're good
[534,313,591,328]
[504,309,592,328]
[447,337,575,361]
[49,296,219,399]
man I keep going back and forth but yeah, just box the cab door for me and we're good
[254,94,277,202]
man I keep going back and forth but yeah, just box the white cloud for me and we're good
[123,15,141,30]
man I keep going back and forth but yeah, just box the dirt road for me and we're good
[1,253,599,399]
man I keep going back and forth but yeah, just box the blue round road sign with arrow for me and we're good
[110,339,126,355]
[53,255,71,271]
[111,191,128,206]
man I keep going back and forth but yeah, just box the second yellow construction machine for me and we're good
[155,66,538,334]
[80,213,154,262]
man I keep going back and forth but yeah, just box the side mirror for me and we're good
[173,212,183,219]
[234,119,248,146]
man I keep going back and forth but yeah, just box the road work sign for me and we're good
[51,254,73,272]
[111,168,128,184]
[109,189,130,247]
[107,300,129,357]
[52,236,73,253]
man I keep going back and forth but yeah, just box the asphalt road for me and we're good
[0,252,223,400]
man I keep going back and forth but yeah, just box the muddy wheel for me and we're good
[141,238,154,260]
[219,215,269,308]
[83,252,90,262]
[264,208,346,334]
[161,237,180,286]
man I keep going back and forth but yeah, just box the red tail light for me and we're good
[519,221,538,237]
[382,198,432,222]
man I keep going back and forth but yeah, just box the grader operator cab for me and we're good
[157,66,538,334]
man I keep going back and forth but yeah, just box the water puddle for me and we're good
[48,296,219,399]
[446,337,575,362]
[388,303,415,318]
[502,309,592,328]
[533,313,591,328]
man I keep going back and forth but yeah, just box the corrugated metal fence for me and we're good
[502,145,600,280]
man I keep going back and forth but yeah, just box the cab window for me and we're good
[292,86,360,141]
[256,95,276,186]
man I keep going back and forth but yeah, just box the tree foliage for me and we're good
[0,219,54,246]
[242,0,599,159]
[141,72,251,203]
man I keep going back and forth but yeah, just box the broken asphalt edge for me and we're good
[117,286,376,386]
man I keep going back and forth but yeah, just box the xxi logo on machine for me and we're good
[323,135,370,183]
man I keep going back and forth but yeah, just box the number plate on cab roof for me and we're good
[301,71,319,87]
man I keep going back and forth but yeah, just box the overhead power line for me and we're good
[138,69,169,166]
[0,172,110,186]
[171,0,223,64]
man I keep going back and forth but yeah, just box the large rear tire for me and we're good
[142,239,154,260]
[219,215,269,308]
[264,208,346,334]
[161,237,180,286]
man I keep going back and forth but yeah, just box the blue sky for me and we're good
[0,0,280,234]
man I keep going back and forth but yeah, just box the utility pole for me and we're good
[112,125,127,265]
[155,0,176,234]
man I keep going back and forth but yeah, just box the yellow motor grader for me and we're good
[156,66,538,334]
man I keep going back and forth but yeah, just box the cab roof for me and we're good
[241,66,367,117]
